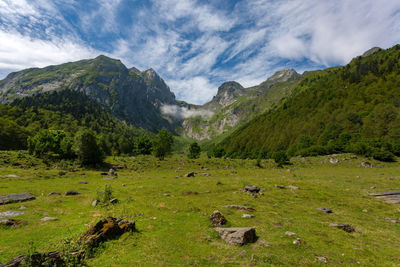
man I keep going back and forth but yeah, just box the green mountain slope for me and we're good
[219,45,400,159]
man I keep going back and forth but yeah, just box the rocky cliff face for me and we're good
[0,55,176,132]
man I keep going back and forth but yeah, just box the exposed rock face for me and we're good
[0,211,25,219]
[209,210,227,227]
[244,185,260,193]
[3,251,84,267]
[80,217,135,247]
[208,81,245,108]
[226,205,255,211]
[215,227,257,245]
[362,47,382,57]
[0,193,35,205]
[184,172,195,177]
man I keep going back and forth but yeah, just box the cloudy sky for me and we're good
[1,0,400,104]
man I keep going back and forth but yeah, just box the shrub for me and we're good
[188,142,201,159]
[28,130,73,158]
[372,150,395,162]
[272,151,289,167]
[213,146,226,158]
[298,145,328,157]
[133,135,152,155]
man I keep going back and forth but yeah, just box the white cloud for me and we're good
[0,30,97,71]
[167,76,217,105]
[161,104,213,120]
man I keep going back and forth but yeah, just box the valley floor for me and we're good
[0,152,400,266]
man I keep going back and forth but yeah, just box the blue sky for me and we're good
[1,0,400,104]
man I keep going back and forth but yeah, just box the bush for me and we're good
[213,146,226,158]
[298,145,328,157]
[73,130,104,165]
[372,150,395,162]
[188,142,201,159]
[28,130,73,158]
[152,129,174,160]
[133,135,152,155]
[272,151,289,167]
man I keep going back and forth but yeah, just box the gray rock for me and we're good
[108,168,118,177]
[0,211,25,219]
[317,208,333,214]
[0,219,20,226]
[215,227,257,245]
[242,214,254,219]
[288,185,299,190]
[92,199,100,207]
[361,162,371,168]
[184,172,195,177]
[209,210,227,227]
[244,185,260,193]
[227,205,255,211]
[109,198,119,204]
[329,223,355,233]
[65,191,81,196]
[58,171,67,176]
[4,174,19,178]
[293,238,304,245]
[285,231,296,236]
[275,185,285,189]
[0,192,35,205]
[384,217,398,223]
[47,192,61,196]
[40,217,59,222]
[329,158,338,164]
[316,256,327,263]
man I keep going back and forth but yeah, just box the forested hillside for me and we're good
[0,90,147,154]
[219,45,400,160]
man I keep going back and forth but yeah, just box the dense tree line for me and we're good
[217,45,400,161]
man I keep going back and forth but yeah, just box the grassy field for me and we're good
[0,151,400,266]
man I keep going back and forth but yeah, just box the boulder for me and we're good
[285,231,296,236]
[109,198,119,204]
[244,185,260,193]
[275,185,285,189]
[215,227,257,245]
[0,193,35,205]
[80,217,135,247]
[0,219,21,227]
[329,223,355,233]
[184,172,195,177]
[242,214,254,219]
[4,251,84,267]
[209,210,227,227]
[41,217,59,222]
[65,191,81,196]
[92,199,100,207]
[108,168,118,177]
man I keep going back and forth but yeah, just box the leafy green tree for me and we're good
[73,130,104,164]
[152,129,174,160]
[213,146,226,158]
[188,142,201,159]
[28,130,68,157]
[133,135,152,155]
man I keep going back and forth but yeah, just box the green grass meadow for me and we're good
[1,151,400,266]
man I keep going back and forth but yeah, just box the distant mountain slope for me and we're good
[219,45,400,158]
[182,69,302,140]
[0,55,176,132]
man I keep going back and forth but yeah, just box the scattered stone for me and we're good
[293,238,304,245]
[362,209,368,213]
[163,193,170,197]
[215,227,257,245]
[4,174,19,178]
[227,205,255,211]
[41,217,59,222]
[244,185,260,193]
[182,191,198,195]
[92,199,100,207]
[316,208,333,214]
[4,250,84,266]
[384,217,398,223]
[287,168,294,172]
[288,185,299,190]
[316,256,327,263]
[0,192,35,205]
[216,181,222,185]
[79,181,88,184]
[184,172,195,177]
[81,217,135,247]
[209,210,227,227]
[201,173,211,176]
[242,214,255,219]
[329,223,355,233]
[108,168,118,177]
[285,231,296,236]
[104,176,118,180]
[109,198,119,204]
[0,211,25,219]
[361,162,371,168]
[65,191,81,196]
[329,158,339,164]
[47,192,61,197]
[100,172,108,175]
[275,185,285,189]
[58,171,67,176]
[19,206,26,210]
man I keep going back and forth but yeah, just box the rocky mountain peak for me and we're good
[208,81,245,108]
[362,47,382,57]
[267,69,299,83]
